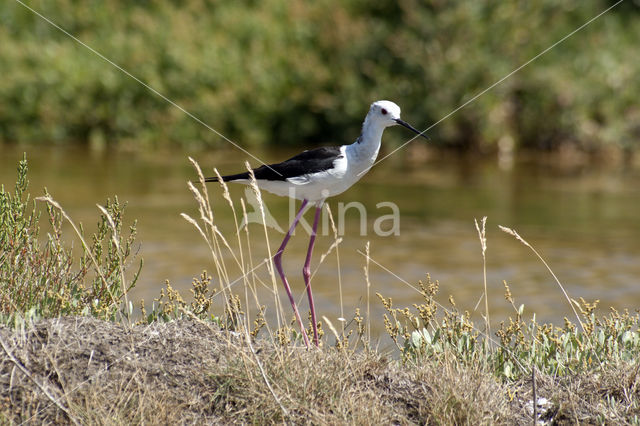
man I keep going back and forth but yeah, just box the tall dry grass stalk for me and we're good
[363,241,371,346]
[498,225,585,332]
[184,159,258,341]
[185,157,327,350]
[181,158,301,411]
[245,161,285,334]
[474,216,491,350]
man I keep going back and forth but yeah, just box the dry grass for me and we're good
[1,316,640,424]
[0,316,518,424]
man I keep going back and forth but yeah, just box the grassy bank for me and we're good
[3,316,640,424]
[2,156,640,423]
[1,1,639,153]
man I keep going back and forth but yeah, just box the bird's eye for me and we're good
[381,108,388,115]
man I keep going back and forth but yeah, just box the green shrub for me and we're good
[0,0,638,152]
[0,155,142,321]
[380,275,640,381]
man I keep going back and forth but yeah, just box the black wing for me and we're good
[205,146,343,182]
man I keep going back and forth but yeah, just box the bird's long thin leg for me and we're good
[274,199,310,347]
[303,203,322,346]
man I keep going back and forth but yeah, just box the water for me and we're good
[2,144,639,338]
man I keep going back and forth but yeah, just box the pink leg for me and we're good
[303,204,322,346]
[274,199,310,347]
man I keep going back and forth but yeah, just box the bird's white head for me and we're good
[369,100,402,128]
[367,100,429,139]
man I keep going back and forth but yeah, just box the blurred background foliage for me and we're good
[0,0,639,153]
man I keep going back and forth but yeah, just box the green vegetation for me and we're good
[0,155,141,321]
[2,156,640,423]
[1,0,638,153]
[380,279,640,381]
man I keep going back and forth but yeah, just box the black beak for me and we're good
[395,119,429,140]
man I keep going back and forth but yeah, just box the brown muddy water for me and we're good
[1,144,639,339]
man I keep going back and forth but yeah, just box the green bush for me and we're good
[0,1,638,151]
[380,276,640,380]
[0,155,141,321]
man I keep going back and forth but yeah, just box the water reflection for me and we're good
[1,145,639,338]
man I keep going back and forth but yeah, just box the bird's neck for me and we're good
[349,116,384,164]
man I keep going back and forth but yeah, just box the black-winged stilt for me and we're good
[206,100,428,347]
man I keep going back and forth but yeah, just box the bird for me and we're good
[205,100,429,347]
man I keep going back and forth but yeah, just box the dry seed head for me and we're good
[503,280,513,303]
[563,317,576,332]
[578,297,599,315]
[245,163,271,231]
[498,225,530,247]
[474,216,487,254]
[316,322,324,340]
[186,180,205,207]
[418,276,438,299]
[376,293,392,310]
[461,310,474,331]
[414,302,436,325]
[354,308,366,336]
[246,163,261,200]
[275,327,291,346]
[402,330,411,341]
[188,156,205,184]
[187,158,215,227]
[498,225,517,237]
[426,274,439,296]
[383,314,398,340]
[213,168,233,206]
[252,308,266,338]
[186,181,210,225]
